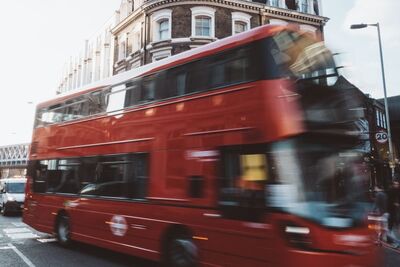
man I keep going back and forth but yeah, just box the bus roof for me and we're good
[38,24,287,109]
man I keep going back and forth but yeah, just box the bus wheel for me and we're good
[56,213,71,247]
[164,234,198,267]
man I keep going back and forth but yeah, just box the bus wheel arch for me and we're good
[55,210,72,247]
[161,224,198,267]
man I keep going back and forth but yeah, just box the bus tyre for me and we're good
[56,214,71,247]
[164,234,198,267]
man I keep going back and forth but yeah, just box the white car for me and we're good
[0,178,27,216]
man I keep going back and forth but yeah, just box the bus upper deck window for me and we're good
[107,85,126,112]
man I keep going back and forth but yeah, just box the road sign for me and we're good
[375,131,388,144]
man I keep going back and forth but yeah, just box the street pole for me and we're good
[350,23,395,179]
[375,23,395,179]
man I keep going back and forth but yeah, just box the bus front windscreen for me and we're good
[220,133,369,228]
[267,134,370,228]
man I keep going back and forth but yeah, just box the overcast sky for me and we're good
[0,0,398,146]
[323,0,400,100]
[0,0,121,146]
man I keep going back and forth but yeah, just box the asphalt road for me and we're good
[0,214,155,267]
[0,213,399,267]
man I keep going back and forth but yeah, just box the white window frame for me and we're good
[158,19,169,40]
[191,6,215,38]
[376,110,380,127]
[118,33,128,61]
[298,0,309,13]
[151,9,172,42]
[268,0,280,7]
[231,12,251,35]
[131,23,141,53]
[383,113,387,129]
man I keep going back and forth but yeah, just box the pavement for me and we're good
[385,224,400,248]
[0,214,399,266]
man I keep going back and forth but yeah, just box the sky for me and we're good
[0,0,398,146]
[0,0,121,146]
[323,0,400,98]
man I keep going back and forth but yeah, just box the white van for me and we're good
[0,178,27,216]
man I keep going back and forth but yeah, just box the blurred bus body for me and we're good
[23,24,380,267]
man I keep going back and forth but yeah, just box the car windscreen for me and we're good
[6,182,26,193]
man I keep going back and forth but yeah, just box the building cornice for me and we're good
[112,0,329,35]
[111,9,145,35]
[143,0,264,14]
[142,0,328,25]
[263,6,329,26]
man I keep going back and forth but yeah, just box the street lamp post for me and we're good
[350,23,395,179]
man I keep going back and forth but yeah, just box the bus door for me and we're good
[29,160,63,231]
[200,147,275,267]
[71,154,149,248]
[70,156,119,242]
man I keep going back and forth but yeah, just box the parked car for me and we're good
[0,177,27,216]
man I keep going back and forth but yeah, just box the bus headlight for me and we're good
[283,224,312,249]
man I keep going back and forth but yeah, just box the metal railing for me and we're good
[0,143,30,167]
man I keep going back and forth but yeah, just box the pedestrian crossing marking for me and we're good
[12,222,26,227]
[36,238,57,243]
[3,227,31,234]
[9,233,39,240]
[2,227,40,240]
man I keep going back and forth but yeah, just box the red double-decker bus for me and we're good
[23,25,380,267]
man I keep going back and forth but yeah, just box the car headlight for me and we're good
[7,196,15,202]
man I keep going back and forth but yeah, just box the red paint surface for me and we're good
[23,24,380,267]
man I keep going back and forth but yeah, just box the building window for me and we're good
[382,113,387,129]
[118,34,127,61]
[376,111,379,127]
[159,19,169,40]
[379,111,387,129]
[151,9,172,42]
[231,12,251,35]
[131,23,141,53]
[269,0,280,7]
[285,0,297,10]
[132,31,141,53]
[195,16,211,36]
[234,21,247,34]
[299,0,309,13]
[191,6,215,38]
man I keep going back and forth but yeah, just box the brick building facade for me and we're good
[334,76,395,189]
[57,0,327,93]
[112,0,327,74]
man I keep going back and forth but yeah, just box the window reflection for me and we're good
[31,153,148,199]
